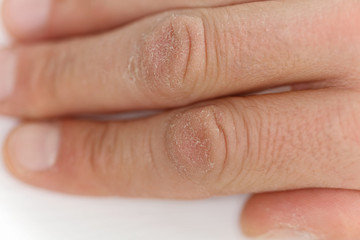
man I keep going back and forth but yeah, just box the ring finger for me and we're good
[4,89,360,197]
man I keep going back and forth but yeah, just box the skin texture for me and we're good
[2,0,265,40]
[0,0,359,118]
[4,89,360,198]
[2,0,360,239]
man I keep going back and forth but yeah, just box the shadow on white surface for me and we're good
[0,2,250,239]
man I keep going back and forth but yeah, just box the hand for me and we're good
[2,0,360,239]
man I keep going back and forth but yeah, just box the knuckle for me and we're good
[131,13,206,103]
[165,104,231,185]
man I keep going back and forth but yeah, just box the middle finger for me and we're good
[0,0,358,117]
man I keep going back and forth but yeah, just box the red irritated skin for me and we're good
[2,0,360,239]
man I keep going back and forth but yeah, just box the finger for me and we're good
[2,0,261,41]
[1,0,359,118]
[4,89,360,197]
[241,189,360,240]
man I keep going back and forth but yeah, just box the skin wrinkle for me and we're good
[210,101,241,192]
[228,101,260,191]
[183,25,192,83]
[198,11,210,91]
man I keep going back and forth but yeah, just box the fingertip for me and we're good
[1,121,89,195]
[3,122,60,174]
[2,0,51,40]
[240,191,322,239]
[240,193,280,238]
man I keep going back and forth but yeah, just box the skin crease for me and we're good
[2,0,360,239]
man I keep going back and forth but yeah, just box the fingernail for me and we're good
[0,50,16,101]
[6,0,51,35]
[255,229,319,240]
[7,123,60,172]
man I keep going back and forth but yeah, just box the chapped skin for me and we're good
[130,14,206,102]
[3,0,360,238]
[165,105,228,183]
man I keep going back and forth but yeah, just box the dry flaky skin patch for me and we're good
[127,13,205,101]
[165,106,227,182]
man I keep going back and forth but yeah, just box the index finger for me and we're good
[2,0,263,40]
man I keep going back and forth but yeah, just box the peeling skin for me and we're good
[165,106,225,181]
[128,14,190,89]
[127,14,204,99]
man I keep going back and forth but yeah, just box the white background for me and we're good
[0,1,250,239]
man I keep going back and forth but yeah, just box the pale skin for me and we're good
[1,0,360,239]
